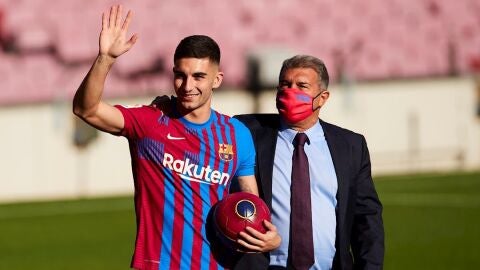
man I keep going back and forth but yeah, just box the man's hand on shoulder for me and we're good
[150,95,173,112]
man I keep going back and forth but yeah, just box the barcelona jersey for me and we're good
[115,102,255,270]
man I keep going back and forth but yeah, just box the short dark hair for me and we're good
[174,35,221,65]
[279,55,329,89]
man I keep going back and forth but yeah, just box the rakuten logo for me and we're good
[163,153,230,186]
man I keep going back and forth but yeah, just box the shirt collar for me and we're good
[279,119,325,144]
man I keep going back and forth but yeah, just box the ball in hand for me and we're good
[213,192,271,250]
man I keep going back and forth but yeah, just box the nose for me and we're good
[183,76,195,92]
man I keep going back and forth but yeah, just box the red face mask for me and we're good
[276,88,319,124]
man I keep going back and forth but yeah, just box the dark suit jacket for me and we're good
[233,114,384,270]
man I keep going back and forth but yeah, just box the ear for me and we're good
[212,71,224,89]
[316,90,330,108]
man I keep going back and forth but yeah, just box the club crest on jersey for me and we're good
[218,143,234,161]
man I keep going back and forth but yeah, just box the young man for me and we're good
[73,5,278,270]
[234,55,384,270]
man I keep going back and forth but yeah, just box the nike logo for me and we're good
[167,133,186,140]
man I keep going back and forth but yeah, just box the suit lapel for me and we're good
[321,120,351,227]
[255,120,279,209]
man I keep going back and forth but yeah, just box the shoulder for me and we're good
[320,119,367,145]
[214,112,252,135]
[116,104,163,117]
[233,114,280,131]
[115,102,168,129]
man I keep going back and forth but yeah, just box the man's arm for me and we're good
[72,5,137,134]
[351,136,384,269]
[232,116,282,253]
[235,175,281,252]
[236,175,259,196]
[73,55,124,133]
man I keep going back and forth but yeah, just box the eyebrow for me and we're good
[297,81,310,86]
[192,72,207,77]
[279,80,311,87]
[172,69,207,77]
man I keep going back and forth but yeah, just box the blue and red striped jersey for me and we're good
[115,102,255,270]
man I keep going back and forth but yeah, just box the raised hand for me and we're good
[99,5,137,59]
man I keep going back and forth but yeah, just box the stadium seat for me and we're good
[1,0,480,104]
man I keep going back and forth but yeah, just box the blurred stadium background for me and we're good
[1,0,479,269]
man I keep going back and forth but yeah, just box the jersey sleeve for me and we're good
[114,105,162,140]
[232,119,256,177]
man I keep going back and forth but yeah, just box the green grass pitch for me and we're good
[1,171,479,269]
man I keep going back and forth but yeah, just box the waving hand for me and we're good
[99,5,137,58]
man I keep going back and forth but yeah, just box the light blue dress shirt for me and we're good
[270,121,338,270]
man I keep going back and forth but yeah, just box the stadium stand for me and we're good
[0,0,479,105]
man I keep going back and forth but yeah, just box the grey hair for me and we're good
[279,55,329,89]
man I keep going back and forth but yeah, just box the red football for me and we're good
[213,192,271,249]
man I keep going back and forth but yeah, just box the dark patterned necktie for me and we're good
[288,132,314,270]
